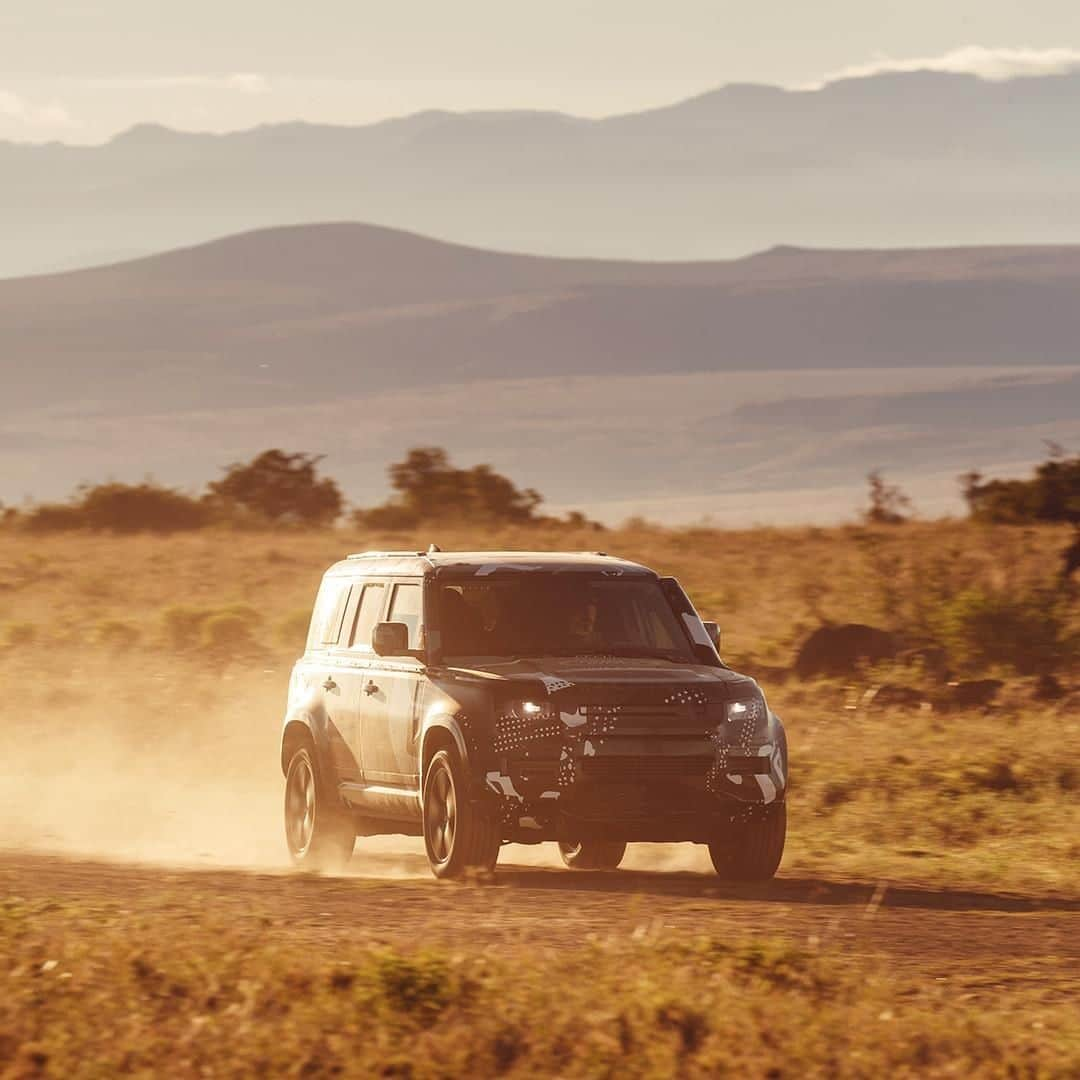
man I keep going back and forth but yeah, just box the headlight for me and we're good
[514,700,555,720]
[725,697,765,725]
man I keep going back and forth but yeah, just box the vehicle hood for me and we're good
[447,655,756,695]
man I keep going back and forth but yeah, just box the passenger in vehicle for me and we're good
[440,587,486,654]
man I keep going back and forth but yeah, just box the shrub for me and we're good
[963,448,1080,524]
[2,622,37,649]
[23,483,208,533]
[161,604,261,658]
[77,483,210,532]
[22,503,85,532]
[199,612,259,659]
[933,585,1075,675]
[95,619,140,649]
[161,605,214,652]
[374,951,456,1023]
[863,470,912,525]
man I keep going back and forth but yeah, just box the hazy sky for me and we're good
[5,1,1080,142]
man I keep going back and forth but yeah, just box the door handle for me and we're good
[363,680,380,696]
[322,677,338,691]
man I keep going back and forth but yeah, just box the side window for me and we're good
[387,582,423,648]
[307,580,351,650]
[348,583,385,651]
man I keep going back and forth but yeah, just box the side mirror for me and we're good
[372,621,411,657]
[703,621,721,651]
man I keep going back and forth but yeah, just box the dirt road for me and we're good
[3,849,1076,989]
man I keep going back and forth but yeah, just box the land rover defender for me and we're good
[281,550,788,879]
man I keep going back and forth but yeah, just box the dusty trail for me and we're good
[3,849,1077,989]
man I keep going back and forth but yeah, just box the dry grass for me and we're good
[1,521,1078,894]
[1,521,1078,1075]
[0,518,1071,662]
[2,894,1076,1079]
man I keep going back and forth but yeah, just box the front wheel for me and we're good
[284,744,355,873]
[423,749,501,879]
[558,839,627,870]
[709,802,786,881]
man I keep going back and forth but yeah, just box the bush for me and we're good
[161,604,261,657]
[161,605,214,652]
[24,483,209,533]
[199,612,259,659]
[863,470,912,525]
[374,951,457,1023]
[963,448,1080,524]
[933,585,1075,675]
[1,622,37,649]
[95,620,140,650]
[23,503,86,532]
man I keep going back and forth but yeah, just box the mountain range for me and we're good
[3,223,1078,522]
[6,68,1080,278]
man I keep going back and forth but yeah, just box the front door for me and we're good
[360,580,424,785]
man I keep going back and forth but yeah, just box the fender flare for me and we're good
[280,710,333,778]
[419,715,471,788]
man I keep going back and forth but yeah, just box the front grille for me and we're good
[582,703,707,736]
[580,755,714,783]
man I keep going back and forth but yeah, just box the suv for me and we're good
[281,550,788,880]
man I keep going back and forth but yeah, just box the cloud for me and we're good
[86,73,270,95]
[0,90,74,130]
[814,46,1080,88]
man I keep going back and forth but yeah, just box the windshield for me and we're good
[436,575,696,661]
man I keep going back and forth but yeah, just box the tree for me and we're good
[962,449,1080,524]
[208,450,343,525]
[863,470,912,525]
[361,446,544,525]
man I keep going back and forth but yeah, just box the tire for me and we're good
[558,839,627,870]
[284,744,355,873]
[709,802,786,881]
[422,749,501,880]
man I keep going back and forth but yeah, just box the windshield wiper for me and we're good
[541,647,686,662]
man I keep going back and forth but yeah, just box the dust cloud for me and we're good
[0,656,712,879]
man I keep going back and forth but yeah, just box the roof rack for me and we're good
[346,550,427,560]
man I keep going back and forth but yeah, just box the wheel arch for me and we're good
[420,716,469,788]
[281,715,317,775]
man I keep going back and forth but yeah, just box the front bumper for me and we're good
[481,694,788,841]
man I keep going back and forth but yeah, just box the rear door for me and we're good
[306,576,364,784]
[359,579,424,785]
[335,579,387,781]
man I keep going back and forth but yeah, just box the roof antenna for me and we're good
[427,543,442,554]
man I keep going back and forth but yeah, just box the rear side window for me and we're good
[348,583,385,651]
[307,580,351,650]
[388,583,423,648]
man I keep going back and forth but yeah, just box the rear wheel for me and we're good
[709,802,786,881]
[284,744,355,873]
[558,838,627,870]
[423,749,501,879]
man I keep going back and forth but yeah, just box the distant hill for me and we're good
[4,222,1080,416]
[7,68,1080,277]
[2,223,1079,521]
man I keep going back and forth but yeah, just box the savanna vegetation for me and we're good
[1,517,1078,895]
[3,452,1079,1076]
[2,886,1075,1078]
